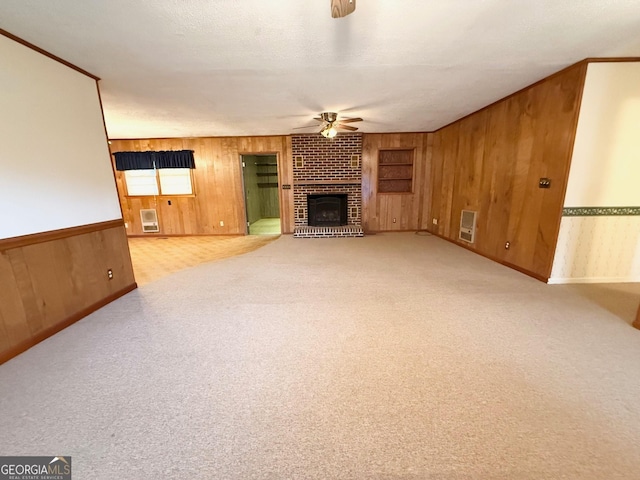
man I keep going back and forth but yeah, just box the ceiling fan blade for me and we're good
[292,125,320,130]
[331,0,356,18]
[338,117,363,124]
[313,117,323,122]
[336,124,358,131]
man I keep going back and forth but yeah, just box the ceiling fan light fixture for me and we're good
[321,125,338,138]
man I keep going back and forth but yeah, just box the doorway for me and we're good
[241,154,281,235]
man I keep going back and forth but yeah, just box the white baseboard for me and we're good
[547,276,640,285]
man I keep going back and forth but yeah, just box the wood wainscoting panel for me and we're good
[110,136,293,236]
[427,62,587,280]
[0,219,124,251]
[0,222,136,364]
[361,133,431,232]
[0,252,30,350]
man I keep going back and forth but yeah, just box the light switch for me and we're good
[539,178,551,188]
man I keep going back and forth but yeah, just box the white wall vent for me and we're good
[459,210,477,243]
[140,209,159,233]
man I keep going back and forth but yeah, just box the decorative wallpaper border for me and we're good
[563,206,640,216]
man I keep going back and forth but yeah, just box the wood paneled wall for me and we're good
[0,221,136,364]
[109,136,294,235]
[428,63,587,280]
[112,133,434,236]
[362,133,432,232]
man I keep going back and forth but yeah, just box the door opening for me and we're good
[241,154,281,235]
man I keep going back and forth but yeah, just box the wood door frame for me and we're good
[239,152,282,235]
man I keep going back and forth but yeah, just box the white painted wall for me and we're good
[0,35,121,239]
[564,63,640,207]
[550,62,640,284]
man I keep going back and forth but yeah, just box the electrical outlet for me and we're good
[432,218,438,225]
[219,220,224,227]
[505,241,511,250]
[124,222,128,229]
[393,218,397,223]
[107,269,113,280]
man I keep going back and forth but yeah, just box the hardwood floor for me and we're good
[128,235,279,285]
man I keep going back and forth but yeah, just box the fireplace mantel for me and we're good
[295,179,360,185]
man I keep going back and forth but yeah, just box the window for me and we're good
[124,168,193,196]
[378,149,414,193]
[114,150,196,196]
[124,170,158,196]
[158,168,193,195]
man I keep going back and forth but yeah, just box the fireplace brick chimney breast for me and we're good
[292,134,362,228]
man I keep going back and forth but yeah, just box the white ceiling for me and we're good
[1,0,640,139]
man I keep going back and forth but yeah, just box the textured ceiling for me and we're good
[1,0,640,139]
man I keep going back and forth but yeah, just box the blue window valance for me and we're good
[114,150,195,171]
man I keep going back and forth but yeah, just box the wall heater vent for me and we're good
[140,209,159,232]
[459,210,477,243]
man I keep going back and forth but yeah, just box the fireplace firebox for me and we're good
[307,194,348,226]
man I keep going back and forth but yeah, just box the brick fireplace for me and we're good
[292,133,363,237]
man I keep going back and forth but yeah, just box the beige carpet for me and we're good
[1,233,639,479]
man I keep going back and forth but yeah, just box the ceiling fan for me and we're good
[331,0,356,18]
[294,112,363,138]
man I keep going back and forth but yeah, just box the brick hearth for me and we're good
[292,133,363,237]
